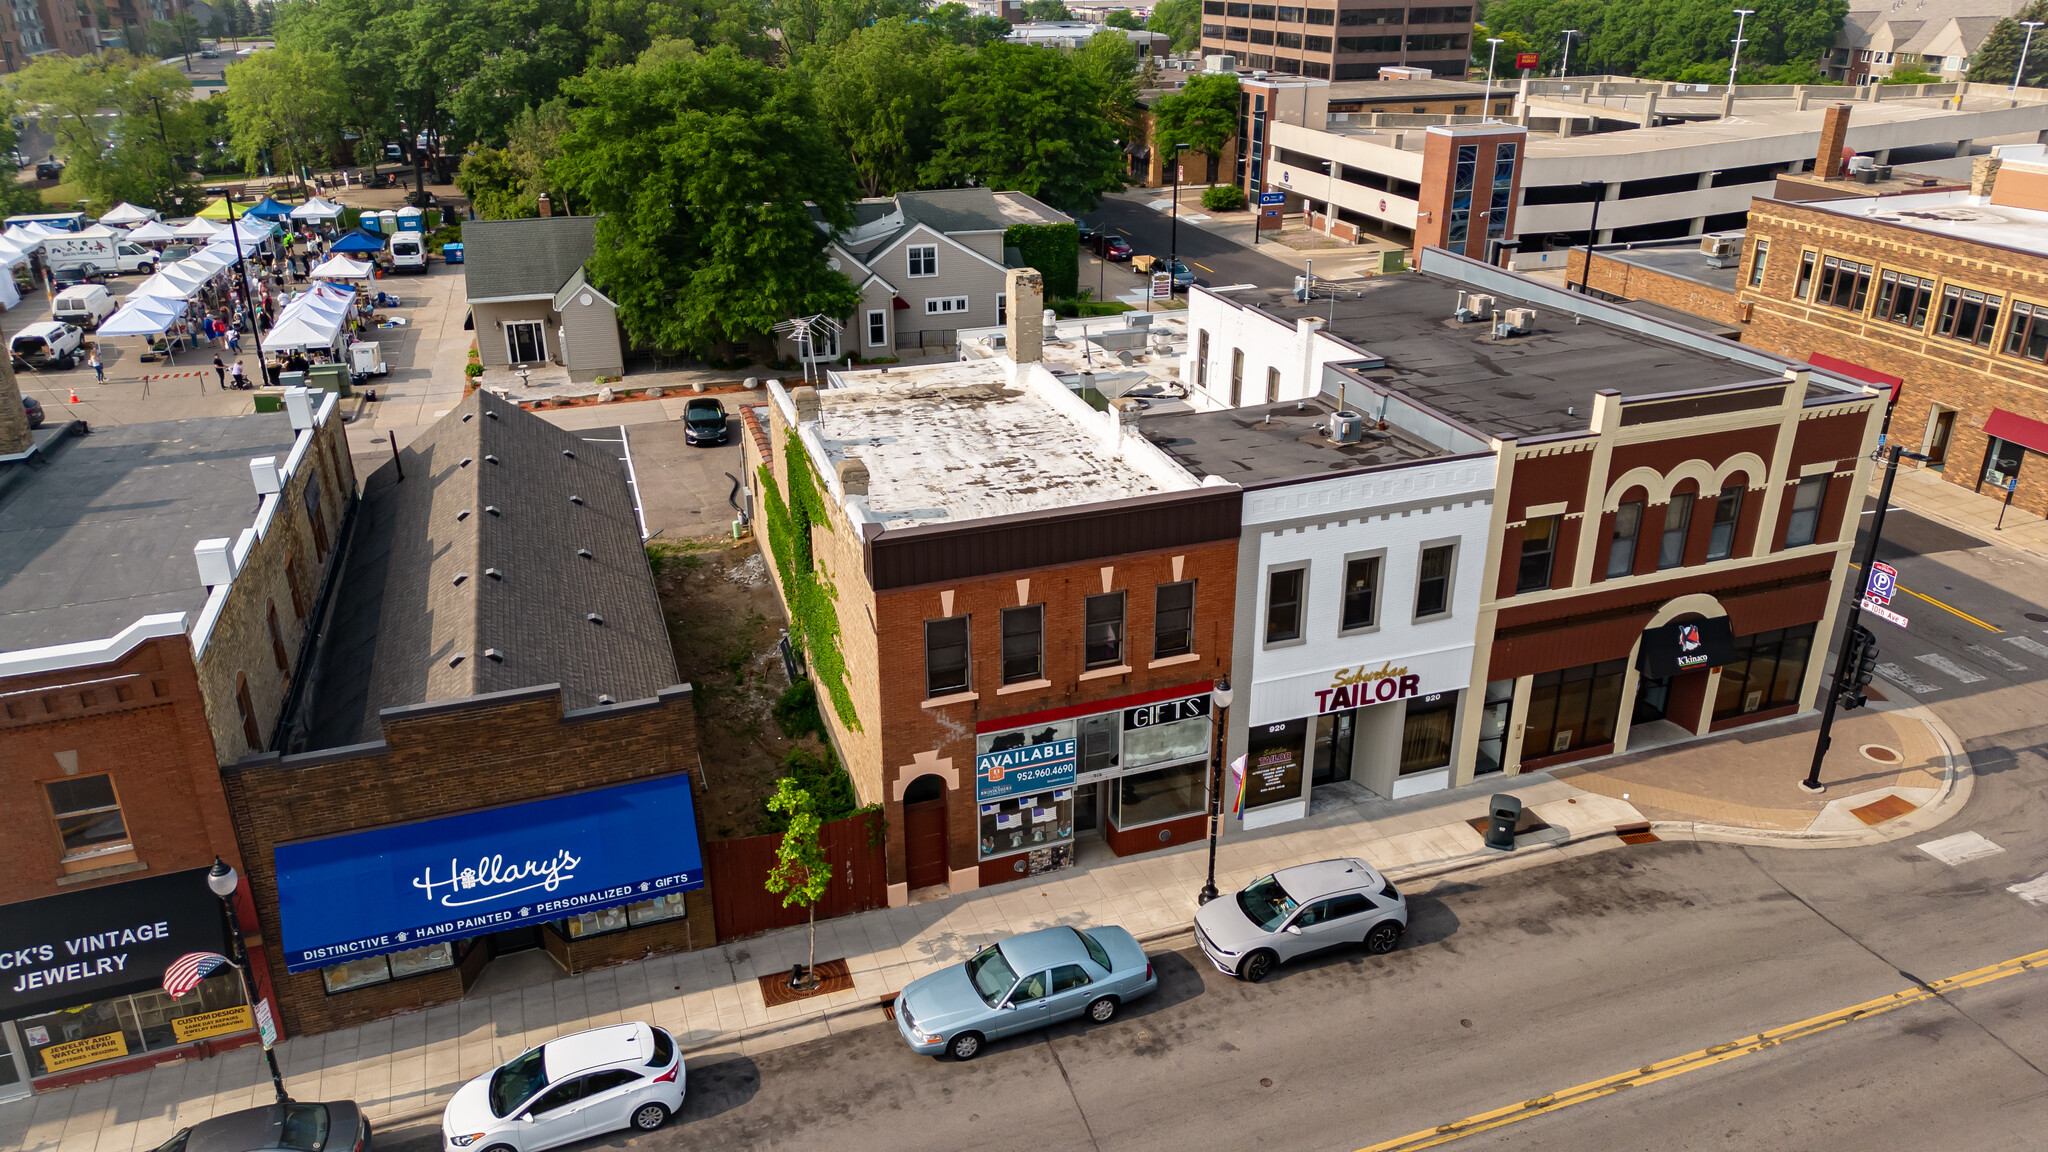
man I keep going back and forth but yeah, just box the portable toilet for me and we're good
[377,209,398,234]
[359,213,381,234]
[395,205,424,232]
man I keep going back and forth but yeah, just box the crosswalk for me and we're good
[1919,833,2048,914]
[1865,627,2048,698]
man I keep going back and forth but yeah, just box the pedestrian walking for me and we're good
[213,354,226,389]
[88,349,103,382]
[228,327,241,353]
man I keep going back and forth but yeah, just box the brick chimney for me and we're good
[0,352,29,456]
[1973,155,2003,199]
[537,193,552,218]
[1818,103,1852,180]
[1006,267,1045,364]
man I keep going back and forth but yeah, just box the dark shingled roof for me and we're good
[291,392,676,750]
[461,215,598,301]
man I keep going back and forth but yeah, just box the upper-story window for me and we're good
[1658,493,1694,569]
[1084,592,1126,669]
[1265,564,1307,644]
[1747,238,1768,288]
[1414,543,1455,619]
[1873,270,1934,329]
[907,245,937,277]
[46,774,129,862]
[1517,516,1558,593]
[1606,501,1643,578]
[1812,256,1873,312]
[1794,250,1817,299]
[2004,300,2048,363]
[1785,475,1828,547]
[1706,485,1744,560]
[1935,286,2001,347]
[1001,605,1044,684]
[1341,555,1380,631]
[1154,581,1195,658]
[925,617,970,698]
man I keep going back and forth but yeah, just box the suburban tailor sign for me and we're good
[1314,663,1423,714]
[0,868,226,1019]
[273,774,705,974]
[976,739,1079,802]
[1249,644,1474,728]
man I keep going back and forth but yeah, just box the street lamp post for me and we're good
[1482,38,1504,120]
[1575,180,1606,294]
[1802,445,1927,793]
[1729,9,1755,88]
[1560,29,1579,78]
[1168,141,1190,301]
[1196,676,1234,906]
[2016,21,2043,92]
[225,191,268,375]
[207,858,289,1104]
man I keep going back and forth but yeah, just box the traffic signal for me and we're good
[1838,625,1879,710]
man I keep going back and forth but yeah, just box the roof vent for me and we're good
[587,613,605,625]
[457,509,471,521]
[484,648,504,662]
[562,449,576,458]
[486,410,499,419]
[570,495,584,505]
[460,457,473,467]
[462,412,474,422]
[452,572,469,585]
[577,548,593,559]
[597,694,615,705]
[486,568,503,580]
[485,505,501,516]
[484,454,499,464]
[448,652,467,667]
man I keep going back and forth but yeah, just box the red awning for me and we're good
[1985,407,2048,456]
[892,296,910,310]
[1807,352,1903,403]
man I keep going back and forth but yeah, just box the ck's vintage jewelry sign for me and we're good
[0,868,227,1019]
[273,774,706,973]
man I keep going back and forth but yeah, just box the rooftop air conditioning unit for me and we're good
[1454,291,1494,323]
[1846,154,1876,173]
[1495,308,1536,338]
[1328,410,1366,444]
[1701,233,1741,267]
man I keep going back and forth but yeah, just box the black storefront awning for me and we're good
[0,868,228,1020]
[1637,616,1736,680]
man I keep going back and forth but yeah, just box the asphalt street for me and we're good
[1083,197,1300,291]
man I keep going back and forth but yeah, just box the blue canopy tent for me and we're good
[329,229,386,255]
[243,196,296,222]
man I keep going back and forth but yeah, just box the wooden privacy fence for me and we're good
[706,810,888,942]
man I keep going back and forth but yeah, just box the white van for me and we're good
[52,284,117,329]
[388,231,427,274]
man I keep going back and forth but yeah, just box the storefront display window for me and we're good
[1122,712,1210,769]
[978,719,1077,860]
[321,941,460,993]
[18,971,245,1078]
[1399,692,1458,774]
[1522,660,1626,759]
[557,894,689,940]
[1113,760,1207,827]
[978,790,1075,858]
[1712,624,1815,719]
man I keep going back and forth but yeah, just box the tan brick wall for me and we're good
[220,686,714,1037]
[1738,198,2048,518]
[196,407,358,762]
[1567,247,1746,327]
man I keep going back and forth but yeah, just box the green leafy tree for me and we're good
[8,52,206,211]
[552,45,861,354]
[222,47,349,190]
[1969,1,2048,86]
[1104,6,1143,29]
[1073,29,1140,137]
[1149,69,1236,182]
[1023,0,1071,18]
[454,99,577,217]
[923,41,1126,212]
[764,777,833,988]
[1479,0,1846,81]
[1148,0,1201,52]
[809,16,952,195]
[924,1,1013,47]
[1883,64,1940,84]
[456,146,528,217]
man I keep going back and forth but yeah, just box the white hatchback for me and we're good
[442,1022,682,1152]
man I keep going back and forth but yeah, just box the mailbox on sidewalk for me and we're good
[1485,794,1522,850]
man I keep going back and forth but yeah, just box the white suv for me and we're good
[442,1022,682,1152]
[1194,857,1409,983]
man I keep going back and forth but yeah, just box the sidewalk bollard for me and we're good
[1485,794,1522,850]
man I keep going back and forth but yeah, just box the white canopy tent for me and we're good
[99,203,159,227]
[262,282,356,350]
[127,269,198,302]
[0,236,35,269]
[126,220,178,243]
[173,217,224,240]
[289,198,345,221]
[6,223,67,246]
[97,296,186,337]
[308,254,371,279]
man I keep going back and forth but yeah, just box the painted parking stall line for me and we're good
[1876,662,1942,695]
[1918,831,2006,866]
[1914,653,1987,684]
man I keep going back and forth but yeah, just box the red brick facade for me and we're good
[1566,247,1748,327]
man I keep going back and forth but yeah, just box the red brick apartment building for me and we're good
[746,270,1241,905]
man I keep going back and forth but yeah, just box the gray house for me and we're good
[802,188,1072,360]
[463,215,627,383]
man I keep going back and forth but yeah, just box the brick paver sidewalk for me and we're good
[0,695,1964,1152]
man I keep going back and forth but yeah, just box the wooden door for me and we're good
[904,797,948,891]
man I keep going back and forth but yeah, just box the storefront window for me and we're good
[978,789,1075,858]
[1982,436,2027,490]
[1713,625,1815,719]
[556,894,688,940]
[1122,712,1210,770]
[1522,660,1626,759]
[1113,760,1208,827]
[18,971,245,1078]
[978,720,1077,860]
[321,941,459,993]
[1399,692,1458,774]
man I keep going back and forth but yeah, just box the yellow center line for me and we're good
[1357,946,2048,1151]
[1189,260,1215,274]
[1848,562,2002,632]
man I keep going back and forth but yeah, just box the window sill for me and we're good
[1148,652,1201,668]
[921,691,979,709]
[996,678,1053,696]
[56,858,147,886]
[1078,664,1132,682]
[60,846,137,874]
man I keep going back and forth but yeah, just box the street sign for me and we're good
[1515,52,1540,69]
[1150,271,1172,300]
[1259,190,1286,205]
[1861,598,1909,628]
[1865,560,1899,605]
[254,998,278,1049]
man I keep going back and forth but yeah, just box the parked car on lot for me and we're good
[34,157,63,181]
[1089,232,1133,261]
[153,1099,369,1152]
[683,397,729,445]
[11,321,84,369]
[52,283,118,329]
[441,1022,681,1152]
[1195,857,1407,983]
[895,925,1156,1060]
[22,395,44,428]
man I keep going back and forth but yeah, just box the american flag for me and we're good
[163,952,233,999]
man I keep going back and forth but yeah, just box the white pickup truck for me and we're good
[41,232,158,280]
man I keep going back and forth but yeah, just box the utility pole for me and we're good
[1729,9,1755,88]
[1560,29,1579,78]
[1802,444,1926,793]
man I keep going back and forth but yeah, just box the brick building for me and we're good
[224,394,713,1037]
[1198,0,1472,80]
[744,269,1241,904]
[0,373,353,1095]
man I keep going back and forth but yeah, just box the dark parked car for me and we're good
[683,397,729,445]
[154,1100,369,1152]
[35,157,64,181]
[22,395,43,428]
[1089,232,1133,261]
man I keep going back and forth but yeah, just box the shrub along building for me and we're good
[0,375,354,1095]
[1177,247,1884,794]
[743,269,1241,905]
[222,394,713,1037]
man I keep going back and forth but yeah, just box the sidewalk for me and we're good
[0,694,1965,1152]
[1119,188,1404,280]
[1875,465,2048,563]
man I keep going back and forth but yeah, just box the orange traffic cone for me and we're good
[68,386,79,403]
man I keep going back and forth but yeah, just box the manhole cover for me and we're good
[1859,744,1903,764]
[2028,612,2048,623]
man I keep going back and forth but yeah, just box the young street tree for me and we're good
[222,47,349,191]
[923,41,1126,213]
[552,44,861,355]
[764,777,834,990]
[1149,70,1237,183]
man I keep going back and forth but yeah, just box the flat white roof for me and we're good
[1801,189,2048,256]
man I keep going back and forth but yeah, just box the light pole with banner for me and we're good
[1482,38,1503,121]
[1196,676,1234,906]
[1168,142,1191,301]
[1729,9,1755,88]
[2017,20,2045,92]
[225,191,268,374]
[203,858,289,1102]
[1560,29,1579,77]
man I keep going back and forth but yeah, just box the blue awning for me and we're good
[329,229,386,254]
[273,774,705,973]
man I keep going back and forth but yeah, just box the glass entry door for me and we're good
[505,320,545,364]
[1312,711,1355,786]
[0,1022,29,1102]
[1633,675,1672,725]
